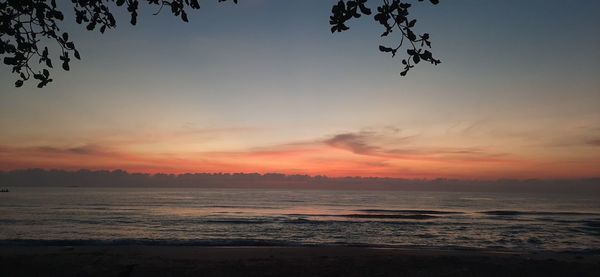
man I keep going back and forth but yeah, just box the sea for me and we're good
[1,187,599,252]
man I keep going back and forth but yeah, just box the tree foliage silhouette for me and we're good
[1,0,440,88]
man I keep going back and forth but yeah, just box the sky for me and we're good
[0,0,599,179]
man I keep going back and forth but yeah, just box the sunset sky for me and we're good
[0,0,599,179]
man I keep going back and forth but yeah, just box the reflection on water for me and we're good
[0,187,599,251]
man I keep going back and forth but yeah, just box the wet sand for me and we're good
[1,246,599,277]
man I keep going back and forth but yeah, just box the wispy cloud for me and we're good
[589,139,600,147]
[323,130,506,162]
[33,144,113,156]
[325,132,383,155]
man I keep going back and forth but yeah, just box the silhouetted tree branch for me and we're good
[1,0,439,88]
[330,0,440,76]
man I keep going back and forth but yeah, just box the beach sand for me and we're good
[1,246,599,276]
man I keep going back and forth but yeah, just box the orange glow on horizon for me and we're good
[1,142,598,180]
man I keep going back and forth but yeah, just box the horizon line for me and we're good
[2,168,599,182]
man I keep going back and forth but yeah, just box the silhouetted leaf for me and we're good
[3,57,17,65]
[379,46,394,52]
[181,11,189,22]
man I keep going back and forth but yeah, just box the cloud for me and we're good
[0,144,117,159]
[33,144,112,156]
[324,132,381,155]
[323,130,506,162]
[589,139,600,147]
[92,126,264,147]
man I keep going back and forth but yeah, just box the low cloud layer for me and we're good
[0,126,599,179]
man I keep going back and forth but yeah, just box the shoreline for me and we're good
[2,246,599,276]
[1,239,599,254]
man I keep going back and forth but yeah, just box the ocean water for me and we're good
[1,187,599,251]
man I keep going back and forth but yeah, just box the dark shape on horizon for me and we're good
[1,0,441,88]
[1,168,599,194]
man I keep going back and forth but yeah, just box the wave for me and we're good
[0,239,298,247]
[343,214,438,220]
[200,205,279,209]
[204,219,272,224]
[357,209,463,215]
[2,239,599,254]
[0,238,405,248]
[284,213,440,220]
[582,220,600,229]
[480,211,600,216]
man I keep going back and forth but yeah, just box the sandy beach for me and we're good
[1,246,599,277]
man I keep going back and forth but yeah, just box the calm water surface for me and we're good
[1,187,599,251]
